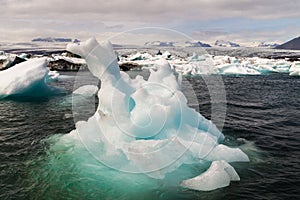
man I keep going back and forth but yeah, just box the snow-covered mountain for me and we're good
[215,40,240,47]
[32,37,80,43]
[245,41,279,48]
[184,41,211,47]
[145,41,175,47]
[257,42,279,48]
[145,40,211,48]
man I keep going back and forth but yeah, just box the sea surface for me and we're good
[0,71,299,200]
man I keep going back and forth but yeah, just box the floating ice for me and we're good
[181,160,240,191]
[289,70,300,76]
[63,38,249,191]
[289,62,300,76]
[52,55,86,65]
[217,63,261,75]
[0,58,63,99]
[46,70,60,82]
[73,85,99,96]
[117,49,299,76]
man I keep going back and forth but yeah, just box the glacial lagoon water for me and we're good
[0,71,300,199]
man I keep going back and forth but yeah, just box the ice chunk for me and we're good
[53,55,86,65]
[187,52,206,62]
[175,63,218,75]
[289,62,300,76]
[217,63,260,75]
[162,51,171,59]
[0,58,62,99]
[290,70,300,76]
[46,70,60,82]
[181,160,240,191]
[206,144,250,162]
[273,60,291,73]
[289,61,300,72]
[73,85,99,96]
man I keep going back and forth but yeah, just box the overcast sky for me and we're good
[0,0,299,45]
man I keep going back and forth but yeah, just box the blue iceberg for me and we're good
[44,38,249,192]
[0,58,63,99]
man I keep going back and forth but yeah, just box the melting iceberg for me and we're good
[0,58,63,99]
[59,38,249,191]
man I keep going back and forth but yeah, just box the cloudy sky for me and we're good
[0,0,299,45]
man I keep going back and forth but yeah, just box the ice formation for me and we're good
[63,38,249,191]
[0,58,62,99]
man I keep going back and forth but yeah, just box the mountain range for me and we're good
[32,37,80,43]
[30,36,300,50]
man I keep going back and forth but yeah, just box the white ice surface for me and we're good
[0,58,57,98]
[181,160,240,191]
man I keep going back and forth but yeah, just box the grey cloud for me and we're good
[0,0,299,42]
[1,0,300,21]
[192,26,300,45]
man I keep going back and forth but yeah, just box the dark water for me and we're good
[0,71,299,199]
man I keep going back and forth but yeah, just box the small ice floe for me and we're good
[73,85,99,97]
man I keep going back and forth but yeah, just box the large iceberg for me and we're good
[0,58,63,99]
[59,38,249,191]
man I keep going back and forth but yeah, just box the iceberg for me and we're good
[59,38,249,191]
[217,63,261,75]
[0,58,63,99]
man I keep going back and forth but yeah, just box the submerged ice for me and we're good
[58,38,249,191]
